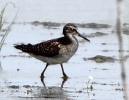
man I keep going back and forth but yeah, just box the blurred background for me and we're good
[0,0,128,24]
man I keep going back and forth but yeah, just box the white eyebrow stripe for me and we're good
[66,25,78,30]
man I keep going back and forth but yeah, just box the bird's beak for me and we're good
[78,33,90,42]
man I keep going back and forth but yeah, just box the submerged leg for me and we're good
[61,77,68,88]
[41,63,49,79]
[60,64,68,79]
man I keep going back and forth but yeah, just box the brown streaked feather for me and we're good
[14,37,72,57]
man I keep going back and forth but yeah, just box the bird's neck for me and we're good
[64,33,78,44]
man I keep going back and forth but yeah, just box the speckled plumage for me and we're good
[14,23,90,79]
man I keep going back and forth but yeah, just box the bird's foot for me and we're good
[40,74,45,82]
[61,74,68,81]
[40,77,45,83]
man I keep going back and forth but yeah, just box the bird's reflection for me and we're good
[32,77,69,99]
[41,77,68,88]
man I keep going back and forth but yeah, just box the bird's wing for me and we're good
[33,39,60,57]
[14,37,72,57]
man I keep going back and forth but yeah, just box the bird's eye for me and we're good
[72,29,75,31]
[72,29,76,32]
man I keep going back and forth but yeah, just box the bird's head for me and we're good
[63,23,90,42]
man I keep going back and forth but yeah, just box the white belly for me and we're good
[30,53,74,64]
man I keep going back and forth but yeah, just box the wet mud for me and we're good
[84,55,117,63]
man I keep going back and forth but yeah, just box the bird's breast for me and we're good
[59,36,78,57]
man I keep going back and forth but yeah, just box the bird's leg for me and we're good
[60,64,68,79]
[41,63,49,79]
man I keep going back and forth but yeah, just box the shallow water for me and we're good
[0,0,129,100]
[0,23,129,100]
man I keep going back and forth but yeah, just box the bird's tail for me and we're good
[14,43,33,53]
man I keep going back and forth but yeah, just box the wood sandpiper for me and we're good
[14,23,90,79]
